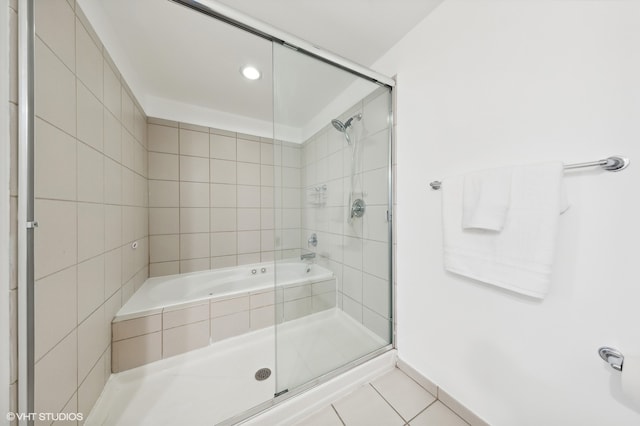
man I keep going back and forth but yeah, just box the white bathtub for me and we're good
[115,260,334,321]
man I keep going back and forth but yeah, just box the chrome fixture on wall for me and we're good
[351,199,366,219]
[331,113,365,222]
[307,233,318,247]
[331,113,362,145]
[300,252,316,261]
[599,346,625,371]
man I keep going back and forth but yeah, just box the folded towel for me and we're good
[462,167,513,231]
[442,162,566,298]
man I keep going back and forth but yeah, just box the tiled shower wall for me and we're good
[300,88,392,341]
[147,118,302,277]
[32,0,148,420]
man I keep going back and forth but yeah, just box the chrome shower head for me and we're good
[331,118,346,133]
[330,113,362,145]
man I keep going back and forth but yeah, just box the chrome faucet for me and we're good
[300,252,316,261]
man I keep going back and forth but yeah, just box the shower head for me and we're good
[330,113,362,145]
[331,118,347,133]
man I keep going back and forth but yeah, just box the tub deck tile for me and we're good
[112,314,162,341]
[163,303,209,330]
[162,320,210,358]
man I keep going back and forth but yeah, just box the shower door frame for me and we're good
[17,0,35,423]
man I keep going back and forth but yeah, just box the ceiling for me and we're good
[77,0,444,141]
[215,0,445,68]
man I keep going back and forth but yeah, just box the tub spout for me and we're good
[300,252,316,261]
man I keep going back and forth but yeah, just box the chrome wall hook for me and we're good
[599,346,624,371]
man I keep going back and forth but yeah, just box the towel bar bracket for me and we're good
[599,346,624,372]
[601,156,629,172]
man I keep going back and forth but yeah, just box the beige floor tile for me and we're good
[437,389,489,426]
[372,368,436,421]
[410,401,469,426]
[333,384,404,426]
[294,405,344,426]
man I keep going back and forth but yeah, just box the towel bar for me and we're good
[429,155,629,190]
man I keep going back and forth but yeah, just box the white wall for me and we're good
[373,1,640,425]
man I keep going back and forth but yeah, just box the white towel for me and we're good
[442,162,566,298]
[462,167,513,231]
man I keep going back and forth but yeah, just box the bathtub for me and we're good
[111,260,337,372]
[116,260,334,321]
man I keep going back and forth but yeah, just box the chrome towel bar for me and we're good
[428,155,630,190]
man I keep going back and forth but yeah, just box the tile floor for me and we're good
[295,368,469,426]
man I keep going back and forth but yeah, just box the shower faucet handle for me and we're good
[351,199,366,219]
[307,233,318,247]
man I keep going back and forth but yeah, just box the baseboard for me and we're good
[397,358,491,426]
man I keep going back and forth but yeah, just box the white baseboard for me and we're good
[396,357,490,426]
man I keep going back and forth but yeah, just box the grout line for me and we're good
[33,326,76,366]
[78,345,110,390]
[405,398,438,424]
[34,32,75,77]
[369,383,408,423]
[58,389,78,419]
[331,404,347,426]
[436,398,472,426]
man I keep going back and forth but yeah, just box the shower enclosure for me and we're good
[273,43,393,397]
[21,0,394,423]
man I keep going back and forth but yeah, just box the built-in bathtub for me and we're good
[111,260,336,372]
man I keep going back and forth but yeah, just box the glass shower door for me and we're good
[272,43,393,395]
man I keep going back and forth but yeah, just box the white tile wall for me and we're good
[179,128,208,157]
[34,199,77,280]
[148,120,302,275]
[77,255,105,322]
[34,118,76,200]
[210,159,236,184]
[76,82,103,151]
[34,37,76,136]
[32,3,149,419]
[298,88,392,341]
[34,332,78,418]
[34,266,77,361]
[210,134,236,160]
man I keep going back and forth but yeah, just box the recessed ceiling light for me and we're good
[241,65,261,80]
